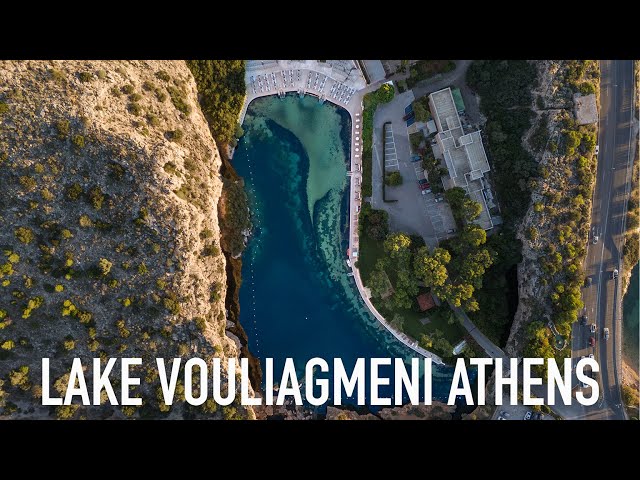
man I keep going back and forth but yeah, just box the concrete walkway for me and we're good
[450,303,508,360]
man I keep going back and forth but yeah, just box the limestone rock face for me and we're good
[0,61,254,419]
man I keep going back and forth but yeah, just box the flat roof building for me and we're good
[429,87,493,230]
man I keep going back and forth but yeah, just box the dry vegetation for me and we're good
[0,61,254,419]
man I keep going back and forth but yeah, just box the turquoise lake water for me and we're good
[234,94,458,409]
[623,262,639,373]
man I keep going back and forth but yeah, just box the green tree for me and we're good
[383,232,412,263]
[412,100,430,122]
[462,198,483,221]
[414,246,450,287]
[390,314,404,331]
[367,266,391,299]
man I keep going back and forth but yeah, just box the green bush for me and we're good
[56,119,70,139]
[166,86,191,115]
[122,84,135,95]
[385,171,403,186]
[19,176,37,192]
[72,135,85,149]
[155,70,171,82]
[15,227,34,244]
[98,258,113,276]
[128,103,143,116]
[169,129,184,143]
[88,186,105,210]
[78,72,93,82]
[50,69,66,83]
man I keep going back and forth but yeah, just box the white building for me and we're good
[429,87,493,230]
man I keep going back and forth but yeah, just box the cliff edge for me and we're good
[0,60,255,419]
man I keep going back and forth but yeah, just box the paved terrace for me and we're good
[237,60,443,364]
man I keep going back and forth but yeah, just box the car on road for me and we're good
[585,276,593,287]
[612,269,619,279]
[421,188,432,195]
[581,314,588,325]
[593,235,599,244]
[590,323,596,333]
[604,327,610,340]
[589,336,596,347]
[524,411,532,420]
[447,228,456,234]
[595,145,599,155]
[589,353,594,359]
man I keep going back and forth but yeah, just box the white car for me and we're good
[524,411,532,420]
[595,145,599,155]
[593,235,599,244]
[612,269,619,279]
[590,324,596,334]
[604,327,610,340]
[589,353,594,359]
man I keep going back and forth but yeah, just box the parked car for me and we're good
[589,336,596,347]
[585,276,593,287]
[419,183,431,191]
[410,155,422,162]
[418,178,429,185]
[421,188,432,195]
[589,353,594,359]
[604,327,610,340]
[447,228,456,234]
[524,411,532,420]
[590,323,596,333]
[612,269,619,279]
[434,197,443,203]
[595,145,599,155]
[593,235,599,244]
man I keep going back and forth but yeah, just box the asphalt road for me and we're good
[569,60,636,420]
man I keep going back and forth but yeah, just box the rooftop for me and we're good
[417,292,436,312]
[428,87,493,230]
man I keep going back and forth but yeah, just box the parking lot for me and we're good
[491,403,554,421]
[409,160,457,241]
[372,91,458,248]
[384,123,399,171]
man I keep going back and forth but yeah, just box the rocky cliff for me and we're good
[0,60,255,419]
